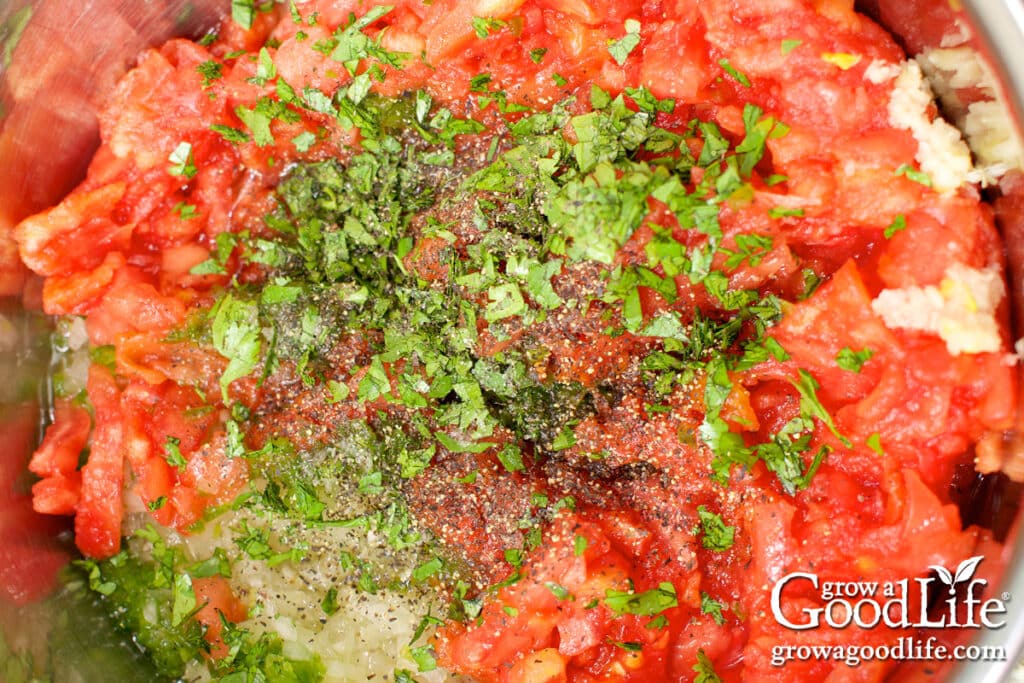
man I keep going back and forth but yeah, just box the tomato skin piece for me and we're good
[41,250,125,316]
[28,399,91,517]
[75,365,126,559]
[28,399,91,479]
[15,182,129,277]
[30,474,82,516]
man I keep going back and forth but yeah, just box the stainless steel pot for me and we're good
[1,1,1023,680]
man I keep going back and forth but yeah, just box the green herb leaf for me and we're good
[235,104,274,146]
[171,573,196,627]
[471,16,506,38]
[168,142,197,179]
[409,645,437,672]
[718,58,751,87]
[497,443,525,472]
[604,582,678,616]
[321,586,340,615]
[197,60,223,86]
[694,649,722,683]
[163,436,187,471]
[211,124,250,144]
[412,558,443,582]
[768,206,804,219]
[700,591,726,625]
[544,582,572,601]
[211,293,262,401]
[696,505,734,551]
[781,39,802,55]
[884,214,907,238]
[232,0,255,30]
[607,18,641,66]
[895,163,932,186]
[435,432,495,454]
[836,347,874,373]
[788,369,852,447]
[647,614,669,629]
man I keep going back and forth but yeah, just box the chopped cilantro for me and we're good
[211,293,262,401]
[412,557,443,582]
[604,582,678,616]
[329,5,406,76]
[255,47,276,83]
[196,60,223,86]
[435,432,494,453]
[504,548,524,567]
[696,505,735,551]
[321,586,340,615]
[472,16,506,38]
[302,86,336,115]
[497,443,525,472]
[170,573,196,627]
[723,233,773,269]
[235,103,274,146]
[232,0,255,30]
[189,549,232,578]
[647,614,669,629]
[211,124,250,144]
[409,645,437,672]
[168,142,197,179]
[885,213,907,238]
[163,436,187,471]
[529,47,548,63]
[173,202,197,220]
[544,582,572,601]
[789,369,852,447]
[836,347,874,373]
[550,425,577,451]
[291,130,317,152]
[895,164,932,186]
[701,591,727,625]
[768,206,804,219]
[781,39,802,55]
[718,58,751,87]
[607,18,641,66]
[694,649,722,683]
[757,417,831,495]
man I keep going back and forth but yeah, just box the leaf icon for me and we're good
[953,556,984,584]
[930,565,954,585]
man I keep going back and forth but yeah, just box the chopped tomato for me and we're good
[74,365,126,559]
[192,576,248,659]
